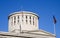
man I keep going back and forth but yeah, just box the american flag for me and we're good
[53,16,57,24]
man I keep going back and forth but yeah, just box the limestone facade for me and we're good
[8,11,38,33]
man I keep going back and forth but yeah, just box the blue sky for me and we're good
[0,0,60,38]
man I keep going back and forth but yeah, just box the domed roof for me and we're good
[8,11,39,18]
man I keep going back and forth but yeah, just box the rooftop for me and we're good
[8,11,39,18]
[0,29,56,37]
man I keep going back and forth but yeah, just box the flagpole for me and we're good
[53,16,56,38]
[54,24,56,36]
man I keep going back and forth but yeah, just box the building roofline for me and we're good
[0,30,56,37]
[8,11,39,19]
[21,29,56,37]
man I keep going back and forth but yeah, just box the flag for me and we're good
[53,16,57,24]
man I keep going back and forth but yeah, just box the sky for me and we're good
[0,0,60,38]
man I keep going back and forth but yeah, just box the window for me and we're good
[33,16,34,25]
[22,15,24,22]
[14,16,16,25]
[18,16,19,23]
[18,15,19,19]
[30,16,31,24]
[26,20,27,23]
[26,16,27,24]
[26,15,27,19]
[14,21,16,24]
[30,16,31,19]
